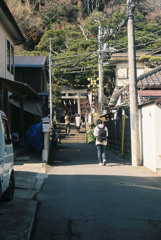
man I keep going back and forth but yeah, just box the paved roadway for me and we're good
[31,143,161,240]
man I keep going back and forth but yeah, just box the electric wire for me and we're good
[107,29,161,50]
[22,0,161,76]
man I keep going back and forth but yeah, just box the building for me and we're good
[108,52,148,112]
[137,66,161,105]
[10,56,49,145]
[0,0,49,146]
[0,0,25,119]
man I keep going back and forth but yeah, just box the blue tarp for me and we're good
[25,122,43,151]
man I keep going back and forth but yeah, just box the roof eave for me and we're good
[0,0,25,44]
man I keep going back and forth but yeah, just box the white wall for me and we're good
[116,62,145,87]
[141,104,161,172]
[155,106,161,170]
[0,22,14,80]
[141,104,156,171]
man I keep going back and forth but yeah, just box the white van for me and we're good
[0,110,15,201]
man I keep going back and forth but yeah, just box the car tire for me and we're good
[2,172,15,202]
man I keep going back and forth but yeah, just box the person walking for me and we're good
[94,118,108,166]
[65,113,71,134]
[75,114,81,133]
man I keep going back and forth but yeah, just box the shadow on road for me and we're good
[49,143,131,167]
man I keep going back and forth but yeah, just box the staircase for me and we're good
[59,123,87,143]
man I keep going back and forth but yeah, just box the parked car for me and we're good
[0,110,15,201]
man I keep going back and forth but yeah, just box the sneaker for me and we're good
[103,160,106,166]
[99,163,103,166]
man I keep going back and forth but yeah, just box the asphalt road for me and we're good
[30,143,161,240]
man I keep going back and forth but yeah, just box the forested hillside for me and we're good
[6,0,161,51]
[5,0,161,108]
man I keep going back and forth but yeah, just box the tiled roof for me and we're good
[137,66,161,88]
[111,52,147,61]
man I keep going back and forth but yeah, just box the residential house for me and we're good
[108,50,161,111]
[137,66,161,104]
[106,51,161,169]
[10,56,49,145]
[0,0,25,117]
[108,52,148,112]
[0,0,47,146]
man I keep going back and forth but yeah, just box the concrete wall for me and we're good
[0,22,14,80]
[141,104,161,172]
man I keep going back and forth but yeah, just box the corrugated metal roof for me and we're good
[15,56,46,68]
[137,66,161,88]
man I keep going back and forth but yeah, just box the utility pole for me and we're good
[49,38,53,126]
[98,26,103,114]
[127,0,141,166]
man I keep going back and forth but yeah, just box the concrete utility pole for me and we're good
[98,26,103,114]
[127,0,141,166]
[49,38,53,126]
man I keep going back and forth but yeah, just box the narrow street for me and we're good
[31,143,161,240]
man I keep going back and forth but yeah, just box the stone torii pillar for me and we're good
[77,92,81,115]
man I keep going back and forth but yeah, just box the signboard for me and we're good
[42,117,50,132]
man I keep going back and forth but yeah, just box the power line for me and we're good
[52,52,97,61]
[109,28,161,50]
[54,56,97,66]
[57,63,113,72]
[57,69,98,74]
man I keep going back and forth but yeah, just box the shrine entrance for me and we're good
[56,87,88,123]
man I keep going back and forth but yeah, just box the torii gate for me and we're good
[61,88,87,115]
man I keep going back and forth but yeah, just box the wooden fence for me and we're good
[104,117,131,155]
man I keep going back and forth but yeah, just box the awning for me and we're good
[9,96,43,117]
[0,77,39,98]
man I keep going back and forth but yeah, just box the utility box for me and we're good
[42,117,50,133]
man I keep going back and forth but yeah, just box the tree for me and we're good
[14,0,161,114]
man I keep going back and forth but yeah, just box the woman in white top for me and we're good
[94,119,108,166]
[75,114,81,133]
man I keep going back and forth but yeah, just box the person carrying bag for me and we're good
[94,118,108,166]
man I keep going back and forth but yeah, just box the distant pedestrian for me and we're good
[94,119,108,166]
[65,113,71,134]
[75,114,81,133]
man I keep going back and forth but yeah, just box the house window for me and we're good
[11,45,14,75]
[7,40,10,72]
[6,40,14,75]
[118,68,128,79]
